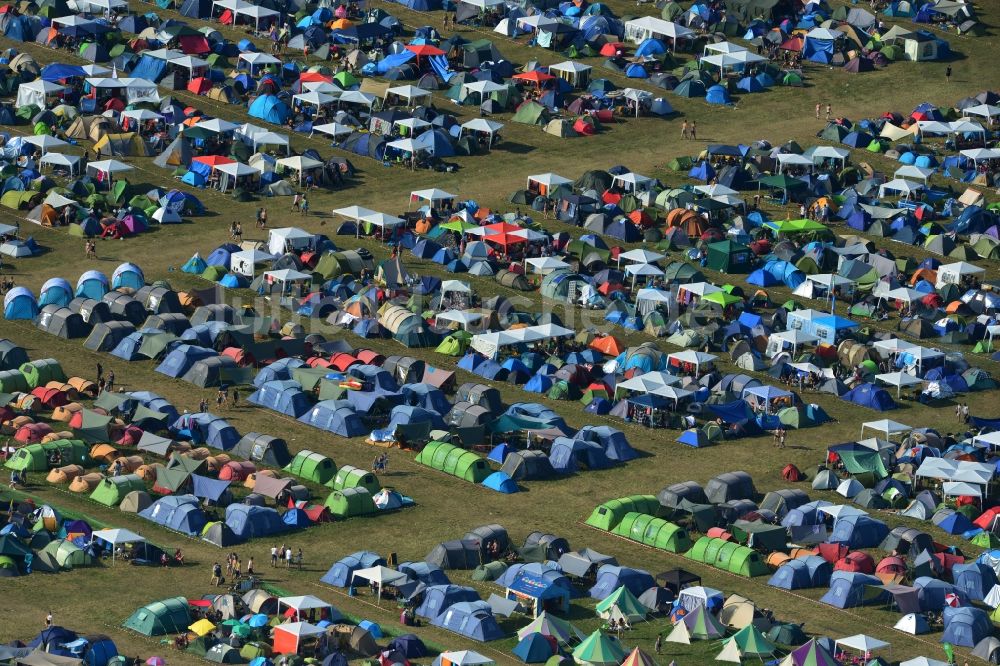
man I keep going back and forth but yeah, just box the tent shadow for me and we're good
[498,142,536,155]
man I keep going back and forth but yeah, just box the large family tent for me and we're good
[123,597,191,636]
[283,450,336,484]
[91,475,146,507]
[415,441,491,483]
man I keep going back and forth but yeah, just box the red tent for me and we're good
[599,42,626,56]
[187,77,212,95]
[573,117,597,135]
[405,44,446,63]
[193,155,236,168]
[513,70,555,86]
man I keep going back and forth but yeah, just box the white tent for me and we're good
[874,372,921,398]
[434,651,494,666]
[385,85,432,107]
[612,172,654,193]
[87,159,134,183]
[215,162,261,193]
[410,189,456,209]
[715,640,742,663]
[276,595,334,616]
[351,565,408,602]
[267,227,312,256]
[460,119,504,148]
[878,178,924,199]
[436,310,482,331]
[311,122,353,140]
[194,118,239,135]
[293,91,338,108]
[526,173,571,193]
[230,249,275,277]
[471,324,574,359]
[16,80,65,109]
[893,613,930,635]
[623,16,694,48]
[24,135,69,155]
[617,371,681,393]
[238,52,282,73]
[525,257,570,275]
[619,248,665,265]
[233,3,279,29]
[92,528,145,561]
[893,165,934,183]
[936,260,985,288]
[250,131,291,155]
[666,350,717,375]
[332,205,376,224]
[942,481,982,498]
[276,156,324,185]
[39,153,81,175]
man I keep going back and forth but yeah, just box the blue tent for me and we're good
[483,471,518,494]
[635,38,666,57]
[952,563,996,601]
[111,262,144,290]
[577,425,636,462]
[225,504,286,540]
[299,401,366,437]
[841,383,897,411]
[321,551,386,587]
[191,474,231,503]
[388,405,445,431]
[253,358,306,386]
[3,287,38,320]
[182,253,208,274]
[487,443,510,463]
[589,565,655,599]
[737,77,764,93]
[416,585,479,620]
[400,383,451,414]
[915,577,968,611]
[828,514,888,548]
[768,559,812,590]
[138,494,208,535]
[524,374,554,393]
[156,345,217,378]
[81,637,118,666]
[677,429,709,447]
[397,562,449,587]
[548,437,611,473]
[110,332,144,360]
[169,412,240,450]
[513,634,555,663]
[248,380,312,418]
[430,601,504,641]
[803,34,837,63]
[606,219,642,241]
[819,572,885,608]
[75,270,109,299]
[205,244,238,267]
[688,161,715,181]
[932,508,973,534]
[248,95,291,124]
[705,85,731,104]
[39,278,73,307]
[941,606,992,648]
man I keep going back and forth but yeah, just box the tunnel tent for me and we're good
[327,465,381,494]
[283,449,336,485]
[415,441,491,483]
[585,496,661,531]
[91,474,146,506]
[20,358,66,388]
[0,340,28,370]
[321,551,387,587]
[231,432,291,468]
[123,597,191,636]
[324,487,377,518]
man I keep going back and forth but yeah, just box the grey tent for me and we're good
[232,432,291,468]
[182,355,240,387]
[84,321,136,352]
[69,297,113,324]
[120,490,152,513]
[759,489,809,518]
[456,383,502,413]
[135,285,183,314]
[464,524,510,556]
[137,432,175,457]
[425,540,482,569]
[523,532,570,560]
[36,305,91,338]
[446,401,492,427]
[559,549,618,578]
[501,450,555,480]
[811,469,839,490]
[0,340,29,370]
[705,471,756,504]
[659,481,707,509]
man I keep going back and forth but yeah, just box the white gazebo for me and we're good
[87,159,134,184]
[860,419,912,440]
[238,52,282,75]
[23,135,69,155]
[666,350,717,376]
[91,528,145,562]
[215,162,261,193]
[39,152,81,176]
[878,178,924,200]
[350,565,408,603]
[549,61,592,88]
[276,155,324,186]
[311,122,353,141]
[252,131,291,155]
[460,119,504,149]
[409,188,456,211]
[194,118,239,135]
[835,635,890,662]
[275,595,338,623]
[384,85,432,108]
[526,173,571,195]
[874,372,922,398]
[618,248,665,267]
[525,257,570,275]
[625,262,663,289]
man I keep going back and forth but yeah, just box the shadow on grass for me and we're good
[498,142,537,155]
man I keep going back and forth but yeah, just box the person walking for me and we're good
[291,192,301,212]
[296,548,303,570]
[211,562,223,586]
[815,102,821,119]
[231,388,239,409]
[654,634,663,655]
[271,545,278,567]
[285,547,293,568]
[680,120,689,139]
[825,103,831,120]
[96,363,103,383]
[779,428,787,449]
[106,370,115,392]
[946,65,952,82]
[690,121,697,140]
[198,398,208,413]
[45,611,53,628]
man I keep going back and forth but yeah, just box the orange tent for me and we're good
[909,267,937,285]
[590,336,624,356]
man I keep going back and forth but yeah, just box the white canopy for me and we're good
[385,85,432,104]
[274,622,324,639]
[894,165,934,183]
[806,27,843,39]
[16,80,65,109]
[461,118,504,135]
[121,108,163,122]
[239,52,281,67]
[312,122,353,139]
[92,528,145,545]
[694,183,738,196]
[527,173,572,190]
[835,635,889,653]
[88,159,134,177]
[667,350,717,371]
[874,373,921,398]
[351,565,408,587]
[884,287,924,303]
[169,55,209,70]
[618,371,681,393]
[277,595,333,613]
[436,310,483,329]
[195,118,239,134]
[871,338,916,355]
[39,153,81,175]
[252,131,291,154]
[436,652,494,666]
[411,188,456,204]
[619,248,665,264]
[23,135,69,154]
[525,257,570,274]
[332,205,375,222]
[471,324,574,359]
[359,212,404,228]
[860,418,911,439]
[878,178,924,199]
[293,91,337,107]
[964,103,1000,119]
[942,481,982,498]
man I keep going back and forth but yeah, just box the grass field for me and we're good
[2,0,1000,664]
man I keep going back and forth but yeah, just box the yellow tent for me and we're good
[189,619,216,636]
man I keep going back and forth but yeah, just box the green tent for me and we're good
[0,369,30,393]
[684,606,725,639]
[584,496,660,531]
[572,631,626,666]
[472,560,508,581]
[725,625,775,657]
[123,597,191,636]
[290,367,328,392]
[284,450,336,485]
[611,512,692,553]
[512,101,549,126]
[202,265,228,282]
[138,331,178,359]
[40,539,92,569]
[5,440,88,472]
[705,240,754,273]
[323,487,376,518]
[19,358,66,389]
[595,586,647,622]
[435,335,467,356]
[414,441,490,483]
[91,474,146,507]
[517,612,584,645]
[326,465,381,494]
[76,409,113,443]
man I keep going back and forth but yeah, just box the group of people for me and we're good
[372,452,390,473]
[270,543,303,568]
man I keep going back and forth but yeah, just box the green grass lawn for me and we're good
[2,1,1000,664]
